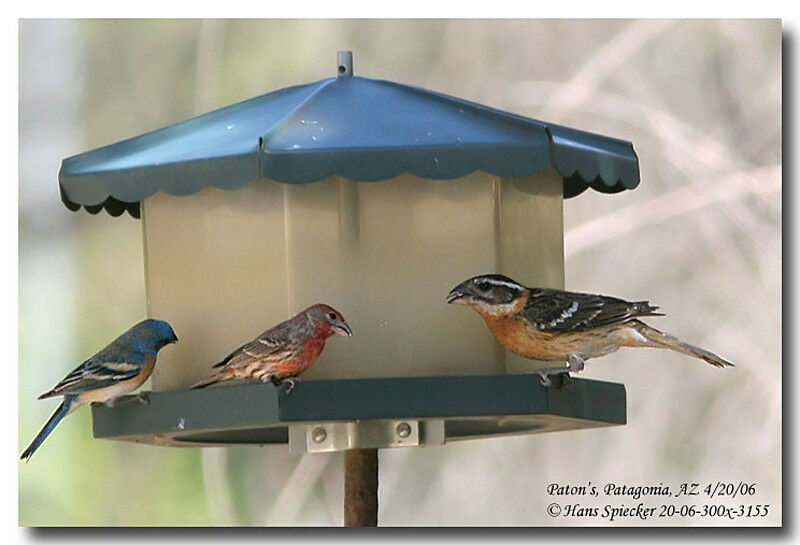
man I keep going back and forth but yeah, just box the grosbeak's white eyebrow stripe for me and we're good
[479,278,524,291]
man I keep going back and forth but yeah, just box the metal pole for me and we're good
[344,448,378,526]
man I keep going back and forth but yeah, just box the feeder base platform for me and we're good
[90,374,626,452]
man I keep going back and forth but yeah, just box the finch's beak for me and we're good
[171,333,179,343]
[446,284,472,305]
[335,323,353,337]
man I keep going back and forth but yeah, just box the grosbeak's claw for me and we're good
[136,392,150,405]
[552,372,574,389]
[538,373,552,387]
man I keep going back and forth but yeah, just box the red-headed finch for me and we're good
[190,304,352,393]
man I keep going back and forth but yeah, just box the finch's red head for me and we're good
[446,274,528,317]
[306,304,353,338]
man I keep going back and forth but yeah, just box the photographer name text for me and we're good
[545,481,769,522]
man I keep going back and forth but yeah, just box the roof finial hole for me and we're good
[337,50,353,77]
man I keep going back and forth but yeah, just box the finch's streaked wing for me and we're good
[213,325,300,370]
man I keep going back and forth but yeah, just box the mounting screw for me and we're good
[312,427,328,444]
[396,422,411,438]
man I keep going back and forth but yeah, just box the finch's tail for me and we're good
[189,373,232,389]
[630,321,735,368]
[21,396,79,462]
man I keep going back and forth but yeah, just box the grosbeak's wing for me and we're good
[523,288,662,332]
[38,342,147,399]
[213,322,301,370]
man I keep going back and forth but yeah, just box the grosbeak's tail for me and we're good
[633,301,665,317]
[632,322,735,368]
[189,373,231,389]
[21,396,78,462]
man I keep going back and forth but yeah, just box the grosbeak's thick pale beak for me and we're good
[446,284,472,305]
[335,323,353,337]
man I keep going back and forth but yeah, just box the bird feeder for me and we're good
[59,52,637,457]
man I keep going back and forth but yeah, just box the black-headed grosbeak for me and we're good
[446,274,733,385]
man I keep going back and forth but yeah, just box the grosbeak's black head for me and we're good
[446,274,528,315]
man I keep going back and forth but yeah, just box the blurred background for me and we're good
[19,19,780,526]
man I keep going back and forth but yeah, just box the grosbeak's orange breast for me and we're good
[477,313,562,360]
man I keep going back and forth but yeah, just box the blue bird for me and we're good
[20,319,177,462]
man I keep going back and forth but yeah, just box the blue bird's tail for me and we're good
[21,396,78,462]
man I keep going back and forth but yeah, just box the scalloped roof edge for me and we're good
[58,75,640,217]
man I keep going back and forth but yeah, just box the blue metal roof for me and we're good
[59,69,640,218]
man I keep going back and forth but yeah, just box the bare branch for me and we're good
[539,19,675,117]
[564,166,780,258]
